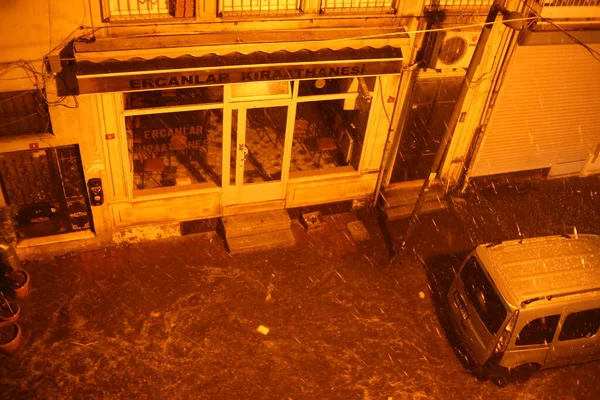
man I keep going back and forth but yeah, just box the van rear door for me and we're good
[457,257,509,365]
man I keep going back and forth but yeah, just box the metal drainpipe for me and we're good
[371,19,428,208]
[390,0,508,261]
[0,243,22,272]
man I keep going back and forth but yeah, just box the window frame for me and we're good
[515,315,561,346]
[558,308,600,342]
[460,256,508,335]
[122,89,226,196]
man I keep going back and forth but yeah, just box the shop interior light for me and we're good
[314,79,327,89]
[230,81,290,101]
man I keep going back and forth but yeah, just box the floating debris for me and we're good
[257,325,270,335]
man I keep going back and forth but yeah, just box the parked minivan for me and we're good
[447,234,600,386]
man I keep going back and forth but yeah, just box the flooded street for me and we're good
[1,175,600,399]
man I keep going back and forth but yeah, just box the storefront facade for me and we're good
[70,34,406,239]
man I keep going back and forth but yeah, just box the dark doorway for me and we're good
[390,76,463,183]
[0,145,93,239]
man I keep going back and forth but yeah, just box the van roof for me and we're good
[475,234,600,308]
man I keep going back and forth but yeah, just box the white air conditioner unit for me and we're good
[423,29,482,70]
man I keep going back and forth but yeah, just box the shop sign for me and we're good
[77,61,401,94]
[132,124,208,154]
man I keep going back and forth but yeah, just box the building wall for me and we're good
[0,0,421,257]
[5,0,595,256]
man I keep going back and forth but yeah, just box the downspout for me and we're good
[372,18,429,208]
[0,243,23,272]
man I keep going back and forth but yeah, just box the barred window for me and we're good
[107,0,196,21]
[220,0,301,15]
[0,90,52,136]
[320,0,396,13]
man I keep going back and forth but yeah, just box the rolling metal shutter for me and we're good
[469,43,600,178]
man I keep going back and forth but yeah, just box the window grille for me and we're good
[0,90,51,136]
[106,0,195,20]
[219,0,301,16]
[424,0,494,11]
[541,0,600,6]
[320,0,396,14]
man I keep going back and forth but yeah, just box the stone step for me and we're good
[226,229,296,254]
[380,188,446,208]
[384,199,448,221]
[221,210,291,239]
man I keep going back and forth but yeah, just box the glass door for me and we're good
[225,103,291,205]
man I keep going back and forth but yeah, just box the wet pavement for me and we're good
[2,174,600,399]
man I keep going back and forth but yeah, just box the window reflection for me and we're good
[126,109,223,191]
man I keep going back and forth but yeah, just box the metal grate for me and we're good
[541,0,600,6]
[0,149,59,206]
[0,146,93,238]
[320,0,396,13]
[424,0,494,11]
[107,0,195,20]
[219,0,301,16]
[0,90,51,136]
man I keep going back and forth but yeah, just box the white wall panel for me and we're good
[470,43,600,177]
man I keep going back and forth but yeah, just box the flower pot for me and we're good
[0,300,20,322]
[7,270,31,299]
[0,320,21,354]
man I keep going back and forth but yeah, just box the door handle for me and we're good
[239,144,248,162]
[583,343,596,348]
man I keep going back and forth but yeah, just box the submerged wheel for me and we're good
[492,375,509,388]
[512,363,539,383]
[492,363,539,387]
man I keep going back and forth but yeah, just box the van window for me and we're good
[515,315,560,346]
[460,257,507,334]
[559,309,600,341]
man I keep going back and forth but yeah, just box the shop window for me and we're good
[127,109,223,191]
[320,0,396,14]
[124,86,223,110]
[290,77,374,174]
[106,0,195,21]
[559,309,600,341]
[0,146,92,239]
[290,100,362,172]
[0,90,51,136]
[220,0,301,16]
[515,315,560,346]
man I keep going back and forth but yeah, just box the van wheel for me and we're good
[512,363,539,383]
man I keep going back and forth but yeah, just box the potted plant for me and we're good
[1,204,21,271]
[5,269,31,299]
[0,320,21,354]
[1,205,31,299]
